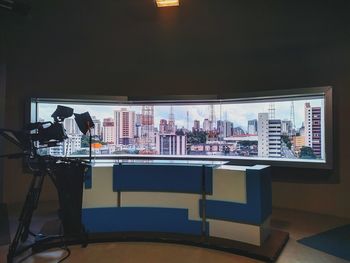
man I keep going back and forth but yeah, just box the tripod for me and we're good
[6,156,88,263]
[7,168,46,263]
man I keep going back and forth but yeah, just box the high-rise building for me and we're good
[63,118,81,135]
[224,121,233,137]
[304,103,322,158]
[91,116,101,137]
[217,120,224,139]
[159,119,168,134]
[258,113,281,158]
[281,120,292,136]
[203,118,211,132]
[247,119,258,135]
[192,120,200,132]
[114,108,135,145]
[102,117,115,144]
[258,113,269,157]
[156,134,187,155]
[64,134,82,155]
[217,120,233,138]
[268,119,282,157]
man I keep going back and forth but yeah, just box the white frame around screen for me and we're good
[29,86,333,170]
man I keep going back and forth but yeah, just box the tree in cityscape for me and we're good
[81,135,106,147]
[299,146,316,159]
[187,130,207,144]
[281,135,292,150]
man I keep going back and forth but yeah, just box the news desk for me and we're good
[82,160,271,247]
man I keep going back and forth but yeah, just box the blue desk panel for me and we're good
[203,167,272,225]
[113,164,214,194]
[83,207,207,235]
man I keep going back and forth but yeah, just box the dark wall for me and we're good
[1,0,350,217]
[0,64,5,203]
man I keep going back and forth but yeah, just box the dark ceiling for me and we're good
[0,0,350,95]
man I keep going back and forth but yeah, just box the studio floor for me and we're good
[1,203,349,263]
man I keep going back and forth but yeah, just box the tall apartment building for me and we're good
[91,116,101,137]
[63,118,81,135]
[304,103,322,158]
[64,134,82,155]
[102,117,115,144]
[114,108,135,145]
[156,134,187,155]
[258,113,269,157]
[258,113,282,158]
[268,119,282,157]
[247,119,258,135]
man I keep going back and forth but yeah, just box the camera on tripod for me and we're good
[0,105,95,263]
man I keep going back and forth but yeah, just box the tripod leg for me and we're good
[7,172,45,263]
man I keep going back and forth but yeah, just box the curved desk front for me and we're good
[82,161,271,247]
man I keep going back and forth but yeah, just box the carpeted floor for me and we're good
[298,224,350,261]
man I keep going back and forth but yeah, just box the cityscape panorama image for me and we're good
[36,98,325,162]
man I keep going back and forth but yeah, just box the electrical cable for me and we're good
[57,221,71,263]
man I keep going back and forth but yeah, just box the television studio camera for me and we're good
[0,105,95,263]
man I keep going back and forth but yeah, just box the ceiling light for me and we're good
[156,0,179,8]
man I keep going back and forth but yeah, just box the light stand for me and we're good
[74,112,95,163]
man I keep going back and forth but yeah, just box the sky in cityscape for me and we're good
[37,98,323,131]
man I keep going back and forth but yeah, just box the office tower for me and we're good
[217,120,224,139]
[203,118,211,132]
[304,103,322,158]
[281,120,292,136]
[156,133,187,155]
[217,120,233,138]
[258,113,269,157]
[247,119,258,135]
[159,119,168,134]
[225,121,233,137]
[258,113,281,158]
[102,117,116,144]
[290,101,296,132]
[91,116,101,137]
[268,119,282,157]
[192,120,200,132]
[114,108,135,145]
[63,118,81,135]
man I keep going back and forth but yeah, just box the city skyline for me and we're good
[37,98,325,161]
[38,98,323,132]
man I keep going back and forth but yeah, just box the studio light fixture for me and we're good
[156,0,179,8]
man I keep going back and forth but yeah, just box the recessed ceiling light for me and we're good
[156,0,179,8]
